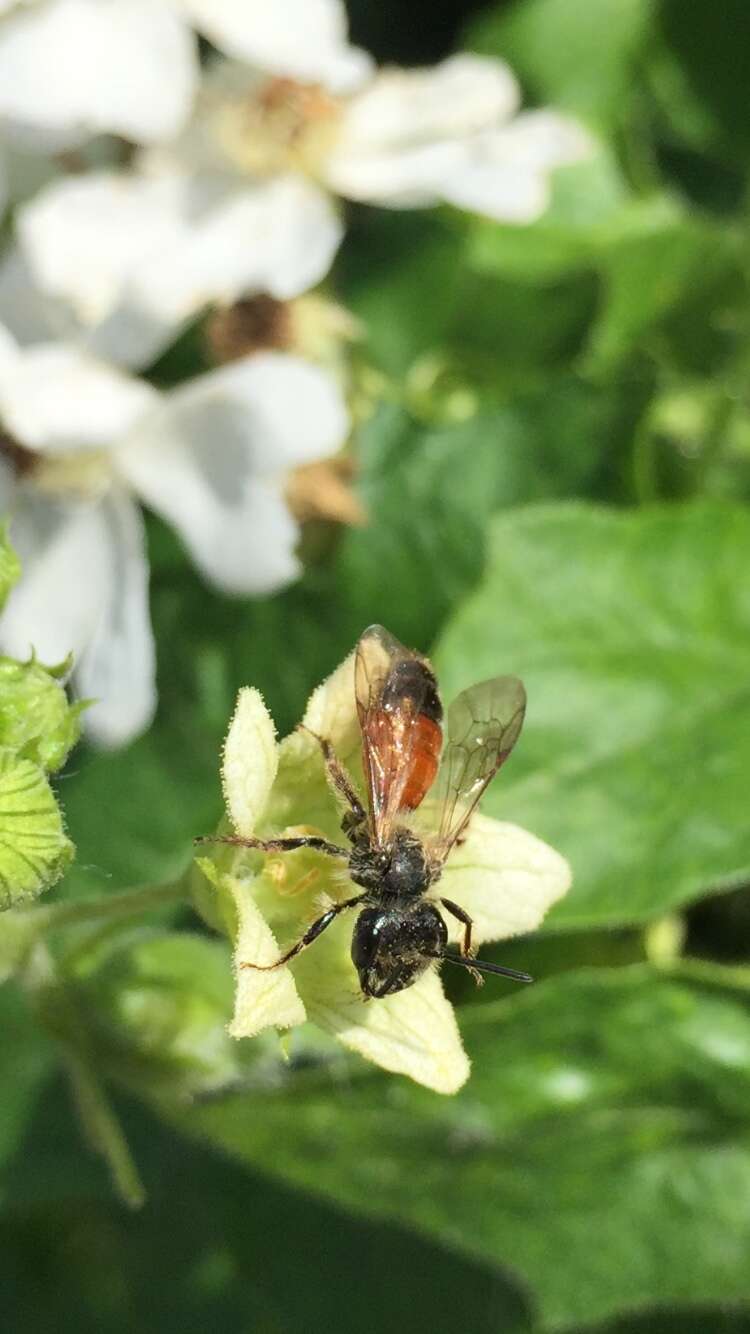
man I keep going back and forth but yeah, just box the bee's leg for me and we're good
[439,897,476,957]
[194,834,348,858]
[240,895,365,971]
[298,725,366,825]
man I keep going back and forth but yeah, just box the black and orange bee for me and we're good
[200,625,531,997]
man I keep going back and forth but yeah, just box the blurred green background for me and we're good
[4,0,750,1330]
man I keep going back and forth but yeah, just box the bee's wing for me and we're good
[355,624,440,850]
[424,676,526,867]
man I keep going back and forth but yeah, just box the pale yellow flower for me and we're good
[197,649,571,1095]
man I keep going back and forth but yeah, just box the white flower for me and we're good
[0,324,350,745]
[177,0,372,94]
[0,0,199,151]
[162,39,589,223]
[0,166,343,368]
[0,0,370,156]
[198,652,571,1095]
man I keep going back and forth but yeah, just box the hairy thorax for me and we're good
[348,826,433,900]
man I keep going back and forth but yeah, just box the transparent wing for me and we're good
[425,676,526,867]
[355,624,441,849]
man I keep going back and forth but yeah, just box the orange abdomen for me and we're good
[401,715,442,810]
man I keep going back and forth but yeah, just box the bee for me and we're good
[201,625,531,998]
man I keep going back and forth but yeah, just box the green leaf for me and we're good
[76,931,240,1101]
[467,0,653,131]
[584,201,741,373]
[434,502,750,930]
[0,657,81,773]
[336,400,610,649]
[342,207,596,389]
[0,752,74,909]
[163,962,750,1332]
[0,1083,534,1334]
[0,525,20,609]
[658,0,750,163]
[341,210,464,374]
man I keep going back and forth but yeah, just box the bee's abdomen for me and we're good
[400,714,442,810]
[368,655,444,815]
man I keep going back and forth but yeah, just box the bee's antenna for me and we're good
[437,953,533,984]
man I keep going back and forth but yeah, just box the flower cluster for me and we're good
[196,648,571,1093]
[0,0,589,745]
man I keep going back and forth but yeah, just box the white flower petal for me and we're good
[228,874,306,1037]
[73,489,156,747]
[13,170,342,369]
[115,353,348,593]
[440,161,552,223]
[0,344,156,452]
[16,169,190,329]
[0,0,198,151]
[13,167,199,367]
[441,111,592,222]
[0,317,19,379]
[327,54,519,204]
[182,0,372,94]
[153,175,343,306]
[0,490,112,664]
[222,687,279,838]
[344,54,520,145]
[481,110,593,172]
[124,175,342,327]
[0,248,67,347]
[0,145,6,216]
[0,487,155,746]
[307,966,470,1094]
[326,140,466,208]
[440,813,572,945]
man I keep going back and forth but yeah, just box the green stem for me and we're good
[23,941,146,1209]
[64,1048,146,1209]
[37,879,186,934]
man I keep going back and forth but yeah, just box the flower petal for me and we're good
[13,170,342,369]
[0,248,66,346]
[181,0,372,94]
[439,813,572,945]
[152,175,343,306]
[0,343,156,452]
[0,0,198,151]
[0,317,19,379]
[72,489,156,748]
[222,687,279,838]
[441,112,592,222]
[481,110,593,172]
[0,490,112,664]
[14,169,190,348]
[305,961,470,1094]
[115,354,349,594]
[327,55,519,204]
[0,488,155,747]
[299,649,358,757]
[226,871,307,1037]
